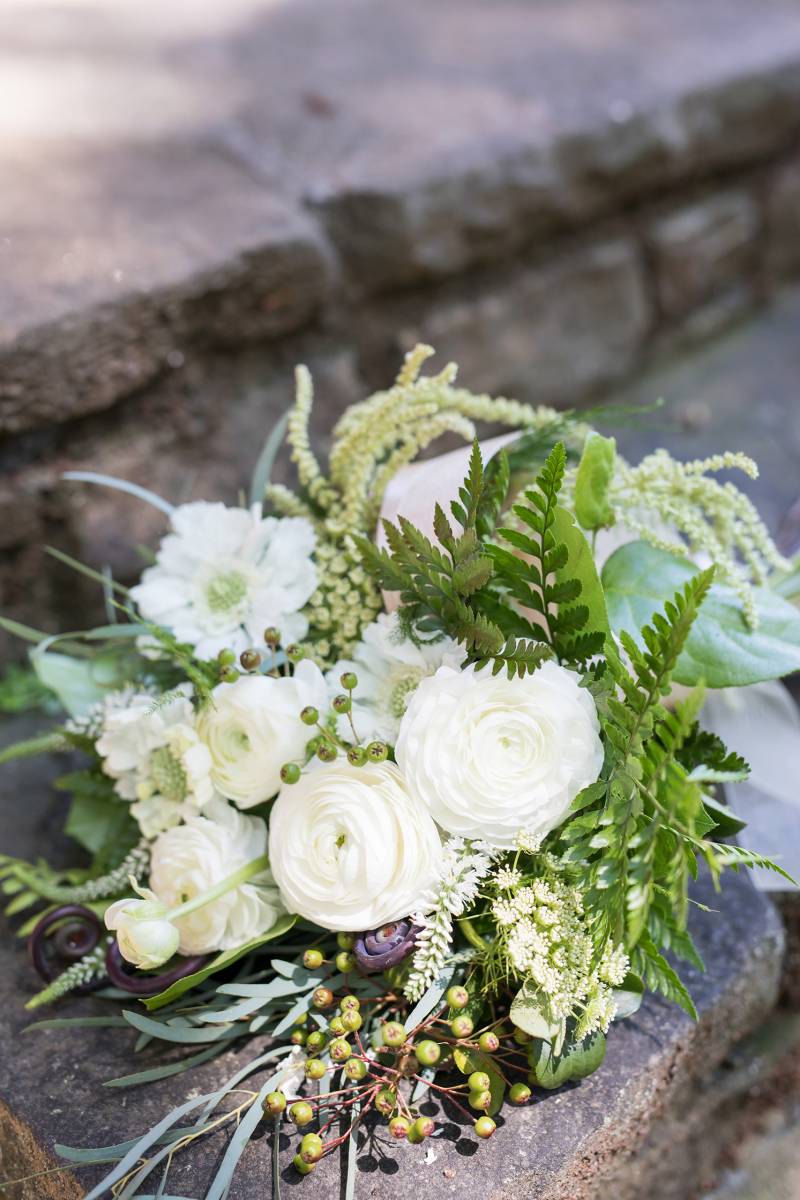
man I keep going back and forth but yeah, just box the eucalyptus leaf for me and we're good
[32,651,123,717]
[403,963,454,1032]
[104,1043,225,1089]
[602,542,800,687]
[144,913,297,1010]
[249,409,290,506]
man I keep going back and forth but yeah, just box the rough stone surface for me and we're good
[765,152,800,281]
[357,236,652,403]
[605,284,800,539]
[0,717,786,1200]
[647,190,760,320]
[3,0,800,429]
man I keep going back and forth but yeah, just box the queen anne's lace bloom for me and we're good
[493,857,629,1039]
[327,613,463,743]
[130,502,317,659]
[97,685,215,838]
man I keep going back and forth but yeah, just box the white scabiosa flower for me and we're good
[268,760,443,931]
[130,502,317,659]
[197,661,328,809]
[149,803,283,955]
[395,660,604,850]
[97,686,215,838]
[327,612,463,743]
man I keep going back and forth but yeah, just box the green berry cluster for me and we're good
[279,672,390,784]
[262,948,541,1181]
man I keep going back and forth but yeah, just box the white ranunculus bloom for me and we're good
[96,685,215,838]
[395,661,604,850]
[327,612,463,744]
[149,803,283,955]
[130,502,317,660]
[105,887,180,969]
[197,661,328,809]
[269,760,443,931]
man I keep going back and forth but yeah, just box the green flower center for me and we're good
[205,570,249,614]
[149,747,188,804]
[388,669,426,719]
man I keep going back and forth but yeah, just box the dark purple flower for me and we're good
[353,919,420,974]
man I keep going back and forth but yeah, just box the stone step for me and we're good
[4,0,800,658]
[3,0,800,432]
[0,716,787,1200]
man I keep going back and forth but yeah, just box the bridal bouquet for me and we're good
[2,345,799,1197]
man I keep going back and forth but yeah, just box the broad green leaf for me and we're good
[65,791,137,857]
[602,542,800,687]
[510,980,566,1048]
[552,505,611,641]
[32,651,123,717]
[144,913,297,1010]
[700,796,747,837]
[529,1028,606,1089]
[612,973,644,1021]
[574,432,616,531]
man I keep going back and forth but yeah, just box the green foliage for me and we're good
[528,1025,606,1089]
[488,442,607,665]
[574,432,616,532]
[453,1045,505,1114]
[0,664,57,715]
[678,725,750,785]
[561,569,715,955]
[357,440,552,678]
[631,932,697,1019]
[58,769,139,864]
[602,541,800,687]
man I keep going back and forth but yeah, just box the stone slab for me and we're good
[605,284,800,538]
[4,0,800,431]
[0,716,785,1200]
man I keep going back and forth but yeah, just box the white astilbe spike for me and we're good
[404,837,496,1002]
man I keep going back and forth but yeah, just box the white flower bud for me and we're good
[105,887,180,970]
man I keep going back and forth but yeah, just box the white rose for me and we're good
[327,612,463,744]
[395,660,604,849]
[197,661,328,808]
[149,803,283,955]
[269,761,443,931]
[105,888,179,970]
